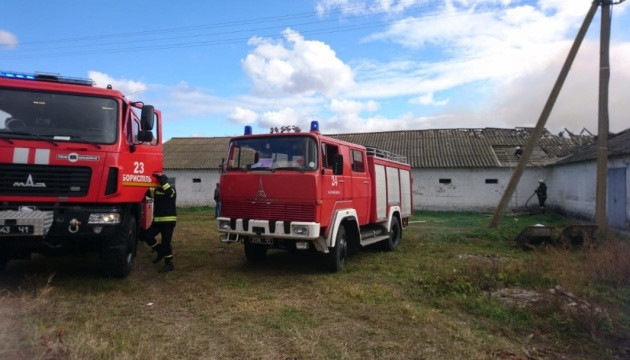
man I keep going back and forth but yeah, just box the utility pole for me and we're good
[489,1,599,228]
[595,1,612,237]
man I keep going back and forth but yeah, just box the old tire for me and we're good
[382,219,401,251]
[326,224,347,272]
[103,215,137,278]
[244,239,268,263]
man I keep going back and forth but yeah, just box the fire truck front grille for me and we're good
[223,202,316,222]
[0,164,91,197]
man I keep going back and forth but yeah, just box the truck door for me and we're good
[350,148,370,224]
[119,107,161,197]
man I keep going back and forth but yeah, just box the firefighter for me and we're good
[144,173,177,272]
[535,179,547,214]
[213,182,221,218]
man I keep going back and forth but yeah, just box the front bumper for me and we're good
[217,217,320,241]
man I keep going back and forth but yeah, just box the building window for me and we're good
[439,178,451,184]
[192,178,201,183]
[485,179,498,184]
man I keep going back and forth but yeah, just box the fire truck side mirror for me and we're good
[141,105,155,131]
[137,130,154,143]
[332,154,343,175]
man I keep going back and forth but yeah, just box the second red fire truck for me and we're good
[217,121,413,271]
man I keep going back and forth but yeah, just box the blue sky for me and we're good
[2,0,629,141]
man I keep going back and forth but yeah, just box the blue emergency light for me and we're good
[0,71,94,86]
[310,120,319,132]
[244,125,253,135]
[1,71,35,80]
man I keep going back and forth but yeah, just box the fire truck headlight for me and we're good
[218,220,231,231]
[88,213,121,224]
[292,225,309,236]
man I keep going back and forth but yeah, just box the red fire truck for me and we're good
[0,71,162,277]
[217,121,413,271]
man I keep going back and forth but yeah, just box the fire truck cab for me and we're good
[217,121,413,272]
[0,71,163,277]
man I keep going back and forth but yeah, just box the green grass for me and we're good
[0,209,628,359]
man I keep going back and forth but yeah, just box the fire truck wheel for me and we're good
[103,215,137,278]
[244,239,268,262]
[382,219,401,251]
[327,224,347,272]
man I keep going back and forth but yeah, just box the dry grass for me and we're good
[0,208,628,359]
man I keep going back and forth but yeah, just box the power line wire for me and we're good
[1,5,498,60]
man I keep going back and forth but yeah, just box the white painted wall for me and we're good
[411,168,548,211]
[166,169,220,207]
[549,156,630,227]
[547,162,596,219]
[173,161,629,230]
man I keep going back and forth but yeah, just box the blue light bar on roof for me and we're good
[1,71,36,80]
[0,70,93,86]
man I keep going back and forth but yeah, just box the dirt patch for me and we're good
[492,285,607,320]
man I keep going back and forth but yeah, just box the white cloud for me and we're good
[329,98,379,114]
[228,107,259,125]
[316,0,420,16]
[0,30,17,49]
[0,30,17,48]
[88,71,147,100]
[410,93,449,106]
[488,40,630,134]
[242,28,354,96]
[259,107,302,128]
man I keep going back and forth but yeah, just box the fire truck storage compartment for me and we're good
[371,164,412,221]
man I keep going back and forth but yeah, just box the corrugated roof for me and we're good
[163,127,594,170]
[329,127,592,168]
[163,137,230,170]
[555,128,630,165]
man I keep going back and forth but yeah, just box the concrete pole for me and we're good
[490,1,599,228]
[595,2,611,237]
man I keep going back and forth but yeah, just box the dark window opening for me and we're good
[351,149,365,172]
[485,179,498,184]
[322,143,339,169]
[439,178,451,184]
[192,178,201,183]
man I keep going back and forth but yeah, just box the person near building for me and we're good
[214,182,221,218]
[535,179,547,213]
[144,173,177,272]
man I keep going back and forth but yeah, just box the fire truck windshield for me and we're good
[227,136,318,172]
[0,89,118,144]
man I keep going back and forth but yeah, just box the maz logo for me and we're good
[13,174,46,188]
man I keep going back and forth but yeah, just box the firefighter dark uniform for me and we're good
[535,179,547,213]
[144,173,177,272]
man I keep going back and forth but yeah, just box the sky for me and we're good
[1,0,629,141]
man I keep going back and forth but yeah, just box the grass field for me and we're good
[1,208,629,359]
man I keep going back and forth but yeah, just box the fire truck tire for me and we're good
[382,219,401,251]
[244,239,268,262]
[327,224,347,272]
[103,215,137,278]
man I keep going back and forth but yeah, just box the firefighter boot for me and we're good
[148,241,164,263]
[159,256,174,273]
[152,246,165,264]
